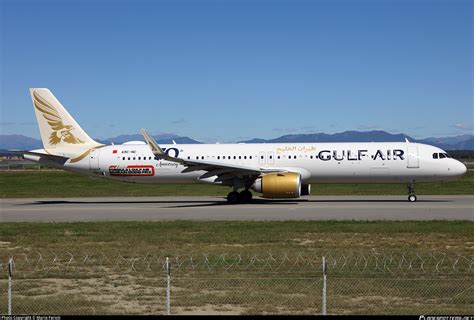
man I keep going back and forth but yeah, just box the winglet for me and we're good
[140,129,165,156]
[405,137,410,143]
[141,128,183,163]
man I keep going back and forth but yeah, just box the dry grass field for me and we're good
[0,221,472,314]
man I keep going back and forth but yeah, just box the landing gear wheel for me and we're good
[239,190,253,203]
[227,191,241,204]
[407,182,417,203]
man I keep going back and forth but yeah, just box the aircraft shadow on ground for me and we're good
[19,198,301,208]
[18,197,450,209]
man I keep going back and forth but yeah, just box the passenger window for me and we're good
[244,156,247,159]
[239,156,241,159]
[138,157,141,160]
[187,156,190,159]
[250,156,252,159]
[439,153,446,159]
[122,157,125,160]
[260,156,264,159]
[433,153,438,159]
[269,156,272,159]
[234,156,236,159]
[217,156,220,160]
[278,156,280,159]
[128,157,130,160]
[201,156,204,160]
[310,155,313,159]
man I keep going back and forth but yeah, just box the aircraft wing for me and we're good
[141,129,282,183]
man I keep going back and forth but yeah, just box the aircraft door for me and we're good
[258,151,266,165]
[407,146,419,168]
[89,149,100,170]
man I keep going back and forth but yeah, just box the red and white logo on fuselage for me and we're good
[109,165,155,176]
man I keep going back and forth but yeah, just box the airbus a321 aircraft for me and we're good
[22,88,467,204]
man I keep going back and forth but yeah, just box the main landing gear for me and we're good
[227,189,253,204]
[407,182,417,202]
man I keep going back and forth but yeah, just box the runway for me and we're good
[1,195,473,222]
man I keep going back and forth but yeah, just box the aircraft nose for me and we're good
[451,160,467,176]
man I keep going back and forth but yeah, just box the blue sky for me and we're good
[1,0,472,142]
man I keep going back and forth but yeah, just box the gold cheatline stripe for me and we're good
[69,145,105,163]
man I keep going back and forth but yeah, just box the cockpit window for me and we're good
[432,153,438,159]
[439,153,446,159]
[444,153,451,158]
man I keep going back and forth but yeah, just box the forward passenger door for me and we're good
[407,146,419,168]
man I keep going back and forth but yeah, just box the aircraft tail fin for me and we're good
[29,88,103,157]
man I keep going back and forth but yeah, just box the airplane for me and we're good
[21,88,467,204]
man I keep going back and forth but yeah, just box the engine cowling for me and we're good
[252,172,301,198]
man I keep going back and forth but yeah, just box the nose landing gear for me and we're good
[407,182,417,202]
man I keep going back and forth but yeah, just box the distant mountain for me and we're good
[239,131,474,150]
[0,133,201,151]
[239,131,415,143]
[100,133,201,145]
[1,131,472,151]
[452,138,474,150]
[0,134,42,150]
[240,138,267,144]
[419,134,472,145]
[416,135,474,150]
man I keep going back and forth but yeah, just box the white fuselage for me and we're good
[57,141,466,185]
[24,88,468,203]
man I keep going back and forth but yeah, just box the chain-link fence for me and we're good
[1,251,473,315]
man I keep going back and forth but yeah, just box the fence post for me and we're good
[322,256,327,316]
[166,257,171,315]
[8,258,13,316]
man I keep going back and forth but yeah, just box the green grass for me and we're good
[1,170,473,198]
[1,221,472,256]
[466,162,474,170]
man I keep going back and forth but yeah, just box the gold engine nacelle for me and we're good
[252,172,302,198]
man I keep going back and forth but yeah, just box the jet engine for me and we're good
[301,183,311,196]
[252,172,301,198]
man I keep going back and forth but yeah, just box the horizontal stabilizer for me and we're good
[13,150,69,165]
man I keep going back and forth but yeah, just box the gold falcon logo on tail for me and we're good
[32,91,85,145]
